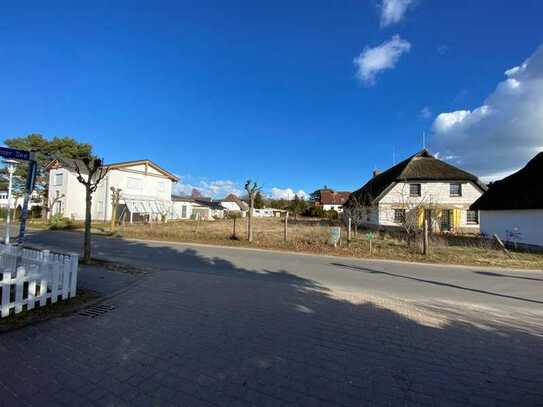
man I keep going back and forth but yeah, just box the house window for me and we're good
[181,205,187,218]
[127,177,143,190]
[393,209,406,224]
[96,201,104,213]
[467,210,479,224]
[54,173,64,186]
[409,184,421,197]
[450,183,462,197]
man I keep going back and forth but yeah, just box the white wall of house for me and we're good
[252,208,274,217]
[48,167,86,219]
[359,181,483,231]
[322,204,344,212]
[0,190,42,210]
[480,210,543,247]
[170,201,194,220]
[93,167,173,222]
[221,201,242,212]
[48,163,174,221]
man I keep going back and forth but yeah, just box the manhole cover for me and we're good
[79,304,116,318]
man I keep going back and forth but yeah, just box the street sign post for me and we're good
[0,147,37,245]
[328,226,341,247]
[0,147,30,161]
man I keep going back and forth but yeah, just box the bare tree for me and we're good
[45,192,65,220]
[396,182,436,253]
[244,180,262,243]
[342,193,373,237]
[73,158,109,263]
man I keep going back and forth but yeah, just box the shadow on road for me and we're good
[7,229,542,405]
[473,270,543,282]
[330,262,543,305]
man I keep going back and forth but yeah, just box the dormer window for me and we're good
[450,183,462,197]
[409,184,421,197]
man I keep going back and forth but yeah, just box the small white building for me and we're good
[314,189,351,213]
[251,208,288,217]
[0,190,42,211]
[171,196,225,220]
[220,194,248,215]
[471,152,543,248]
[348,149,487,233]
[46,159,178,223]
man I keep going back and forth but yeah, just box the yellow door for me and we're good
[452,209,461,232]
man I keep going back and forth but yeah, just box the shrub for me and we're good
[304,206,325,218]
[325,209,339,220]
[49,214,74,230]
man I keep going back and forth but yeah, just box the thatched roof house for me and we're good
[349,149,486,206]
[470,152,543,248]
[347,149,486,233]
[471,152,543,211]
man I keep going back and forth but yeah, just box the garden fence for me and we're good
[0,245,79,318]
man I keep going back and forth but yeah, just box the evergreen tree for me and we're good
[253,191,264,209]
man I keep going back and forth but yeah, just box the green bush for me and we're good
[304,206,325,218]
[49,214,74,230]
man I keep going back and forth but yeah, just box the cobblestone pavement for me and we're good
[1,249,543,406]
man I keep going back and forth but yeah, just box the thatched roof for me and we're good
[349,149,486,206]
[471,152,543,211]
[221,193,249,210]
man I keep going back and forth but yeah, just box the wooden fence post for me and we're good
[284,212,289,242]
[347,218,352,246]
[14,266,25,314]
[423,218,429,255]
[1,271,11,318]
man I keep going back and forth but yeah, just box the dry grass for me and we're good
[115,217,543,270]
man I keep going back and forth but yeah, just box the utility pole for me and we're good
[4,159,18,245]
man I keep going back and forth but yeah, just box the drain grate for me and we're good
[79,304,116,318]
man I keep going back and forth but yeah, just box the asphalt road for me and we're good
[23,228,543,315]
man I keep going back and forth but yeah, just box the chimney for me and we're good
[372,169,380,178]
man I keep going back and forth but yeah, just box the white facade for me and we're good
[252,208,274,217]
[170,200,194,220]
[48,161,175,222]
[322,204,344,212]
[479,210,543,247]
[362,181,483,232]
[221,201,242,211]
[0,190,42,210]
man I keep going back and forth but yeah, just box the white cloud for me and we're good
[353,35,411,86]
[437,44,449,55]
[173,178,242,198]
[419,106,432,119]
[431,43,543,179]
[270,188,308,200]
[380,0,414,27]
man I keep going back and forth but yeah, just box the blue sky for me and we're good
[1,1,542,198]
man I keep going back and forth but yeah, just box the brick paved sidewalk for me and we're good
[1,250,542,406]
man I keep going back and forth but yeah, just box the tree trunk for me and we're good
[83,186,92,264]
[110,203,117,231]
[248,199,254,242]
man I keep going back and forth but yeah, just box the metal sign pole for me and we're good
[17,152,37,245]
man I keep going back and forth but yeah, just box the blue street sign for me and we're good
[0,147,31,161]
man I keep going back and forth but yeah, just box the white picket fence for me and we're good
[0,245,79,318]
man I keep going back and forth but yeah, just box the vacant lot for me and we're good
[113,217,543,270]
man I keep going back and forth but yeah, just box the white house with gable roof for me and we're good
[46,159,178,223]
